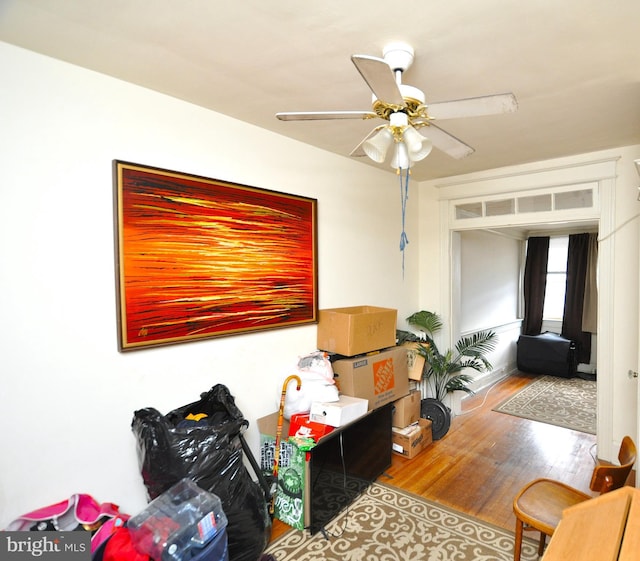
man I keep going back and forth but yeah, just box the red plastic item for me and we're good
[288,413,334,441]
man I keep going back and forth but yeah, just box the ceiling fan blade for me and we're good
[349,125,386,158]
[419,124,475,159]
[276,110,376,121]
[427,93,518,120]
[351,54,405,106]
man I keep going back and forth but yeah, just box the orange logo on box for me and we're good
[372,357,395,395]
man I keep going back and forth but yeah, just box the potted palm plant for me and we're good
[399,310,497,439]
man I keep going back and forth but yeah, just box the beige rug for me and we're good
[494,375,596,434]
[264,482,537,561]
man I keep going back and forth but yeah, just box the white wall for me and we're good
[459,230,520,333]
[0,42,420,526]
[459,230,522,386]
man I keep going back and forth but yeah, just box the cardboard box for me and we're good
[309,395,368,427]
[404,342,426,381]
[392,418,433,459]
[317,306,397,357]
[392,390,421,428]
[332,346,409,410]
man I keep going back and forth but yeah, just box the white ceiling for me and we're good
[1,0,639,182]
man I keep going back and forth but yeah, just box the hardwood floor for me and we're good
[269,371,599,541]
[384,371,597,531]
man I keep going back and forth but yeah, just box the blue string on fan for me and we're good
[399,167,410,278]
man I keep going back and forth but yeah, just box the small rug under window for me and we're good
[493,375,596,434]
[264,482,538,561]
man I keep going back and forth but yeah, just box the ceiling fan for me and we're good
[276,42,518,170]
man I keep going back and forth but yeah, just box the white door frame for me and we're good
[436,157,618,460]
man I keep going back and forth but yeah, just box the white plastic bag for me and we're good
[280,352,339,419]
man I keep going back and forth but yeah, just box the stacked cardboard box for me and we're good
[403,342,426,381]
[316,306,409,410]
[258,306,409,529]
[391,418,433,459]
[391,389,432,459]
[392,390,421,427]
[259,306,415,529]
[317,305,398,357]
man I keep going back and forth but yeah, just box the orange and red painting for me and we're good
[113,161,318,351]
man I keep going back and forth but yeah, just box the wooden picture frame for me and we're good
[113,161,318,351]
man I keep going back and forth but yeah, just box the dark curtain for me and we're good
[561,233,592,363]
[522,236,549,335]
[582,233,598,333]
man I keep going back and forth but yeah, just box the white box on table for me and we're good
[309,395,368,427]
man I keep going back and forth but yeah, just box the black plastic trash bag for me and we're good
[131,384,271,561]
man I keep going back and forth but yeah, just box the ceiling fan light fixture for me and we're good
[391,141,412,170]
[403,126,433,161]
[362,127,394,163]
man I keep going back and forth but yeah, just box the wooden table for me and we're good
[543,486,640,560]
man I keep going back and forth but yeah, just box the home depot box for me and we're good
[317,306,397,357]
[392,390,421,428]
[392,418,433,459]
[309,395,368,427]
[332,346,409,410]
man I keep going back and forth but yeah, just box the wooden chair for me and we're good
[512,436,636,561]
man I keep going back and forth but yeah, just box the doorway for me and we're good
[433,157,618,460]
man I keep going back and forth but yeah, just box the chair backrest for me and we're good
[589,436,637,494]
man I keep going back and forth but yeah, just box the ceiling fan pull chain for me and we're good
[399,167,410,278]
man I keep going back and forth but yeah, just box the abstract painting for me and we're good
[113,161,318,351]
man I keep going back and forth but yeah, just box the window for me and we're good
[452,184,598,225]
[542,236,568,320]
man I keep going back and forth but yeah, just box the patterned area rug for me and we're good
[493,375,596,434]
[264,482,537,561]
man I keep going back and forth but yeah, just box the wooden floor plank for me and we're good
[269,371,599,540]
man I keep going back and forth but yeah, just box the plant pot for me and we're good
[420,397,451,440]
